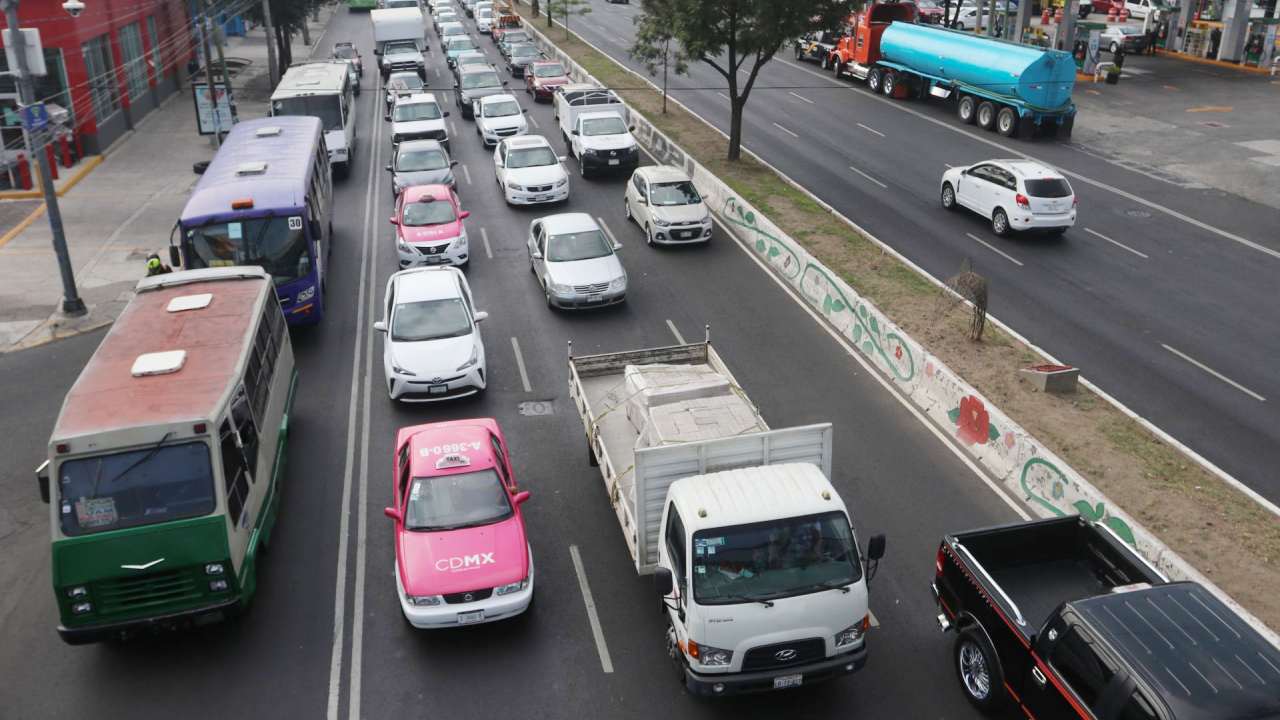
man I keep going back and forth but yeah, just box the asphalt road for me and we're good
[0,7,1038,719]
[556,1,1280,506]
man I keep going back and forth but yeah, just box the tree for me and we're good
[634,0,855,160]
[545,0,591,32]
[242,0,327,75]
[630,0,688,113]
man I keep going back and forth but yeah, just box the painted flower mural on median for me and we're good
[949,395,1000,446]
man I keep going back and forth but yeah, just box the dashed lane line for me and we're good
[570,545,615,674]
[965,232,1024,267]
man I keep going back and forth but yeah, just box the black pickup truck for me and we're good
[932,516,1280,720]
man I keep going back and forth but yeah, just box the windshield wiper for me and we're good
[91,431,175,498]
[715,593,774,608]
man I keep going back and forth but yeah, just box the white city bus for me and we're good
[37,267,298,644]
[271,61,357,177]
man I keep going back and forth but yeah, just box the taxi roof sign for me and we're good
[435,453,471,469]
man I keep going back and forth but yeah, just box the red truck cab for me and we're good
[829,3,919,70]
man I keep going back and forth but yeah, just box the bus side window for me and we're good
[231,388,259,478]
[220,419,251,526]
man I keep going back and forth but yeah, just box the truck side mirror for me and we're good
[654,566,673,596]
[865,533,886,584]
[571,129,579,136]
[36,460,50,504]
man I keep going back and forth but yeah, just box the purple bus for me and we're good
[175,117,334,326]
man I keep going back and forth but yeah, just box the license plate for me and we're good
[533,194,551,202]
[607,159,620,166]
[773,674,803,689]
[586,294,604,303]
[457,610,485,624]
[428,384,448,395]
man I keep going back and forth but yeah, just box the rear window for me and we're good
[1024,178,1072,198]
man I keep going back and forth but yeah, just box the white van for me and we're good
[271,62,357,177]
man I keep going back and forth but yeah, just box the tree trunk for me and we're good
[300,17,312,46]
[277,24,293,67]
[531,0,539,16]
[547,0,553,27]
[661,49,668,114]
[727,99,744,160]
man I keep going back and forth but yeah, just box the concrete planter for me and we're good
[1019,364,1080,393]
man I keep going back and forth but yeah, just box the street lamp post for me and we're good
[1,0,87,316]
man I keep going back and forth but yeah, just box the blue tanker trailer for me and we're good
[828,4,1077,138]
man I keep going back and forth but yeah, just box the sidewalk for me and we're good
[0,4,341,352]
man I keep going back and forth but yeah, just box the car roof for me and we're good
[393,266,466,304]
[397,92,440,105]
[396,138,446,153]
[479,93,517,104]
[637,165,691,184]
[440,20,464,28]
[403,420,502,479]
[388,70,422,82]
[460,64,498,75]
[401,183,454,203]
[540,212,598,234]
[988,159,1067,179]
[505,134,551,149]
[530,59,564,69]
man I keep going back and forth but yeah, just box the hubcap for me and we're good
[943,187,953,206]
[995,213,1007,233]
[959,641,991,700]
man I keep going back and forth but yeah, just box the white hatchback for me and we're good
[940,159,1076,236]
[475,94,528,147]
[494,135,569,205]
[624,165,713,245]
[374,267,489,402]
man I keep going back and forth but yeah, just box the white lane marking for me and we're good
[596,216,620,247]
[1161,344,1266,402]
[945,163,955,168]
[327,71,384,720]
[461,164,473,185]
[788,91,815,104]
[480,226,493,259]
[772,122,799,139]
[965,232,1024,267]
[716,91,730,101]
[527,113,539,129]
[857,122,885,138]
[1085,227,1149,259]
[449,120,458,136]
[773,53,1280,261]
[869,611,880,628]
[848,165,887,189]
[511,336,532,392]
[569,545,615,674]
[666,319,686,345]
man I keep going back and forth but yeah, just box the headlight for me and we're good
[553,178,568,188]
[689,640,732,667]
[701,213,713,225]
[204,563,225,576]
[654,218,670,227]
[409,595,444,607]
[548,281,573,295]
[71,602,93,615]
[494,576,529,595]
[397,239,411,252]
[608,275,626,291]
[835,618,867,649]
[582,148,597,156]
[296,285,316,303]
[391,363,417,377]
[67,586,89,599]
[456,345,480,371]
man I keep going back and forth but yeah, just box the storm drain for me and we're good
[518,400,555,416]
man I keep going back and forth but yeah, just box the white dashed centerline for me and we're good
[857,122,885,138]
[965,232,1024,267]
[1084,227,1148,259]
[1161,344,1266,402]
[772,122,799,139]
[569,545,615,674]
[527,113,539,129]
[848,165,887,189]
[788,91,815,104]
[479,226,493,259]
[716,91,730,101]
[511,336,532,393]
[666,319,686,345]
[461,164,472,185]
[596,216,620,247]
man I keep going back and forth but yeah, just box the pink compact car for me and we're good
[385,419,533,628]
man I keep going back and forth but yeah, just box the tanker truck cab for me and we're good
[654,463,885,696]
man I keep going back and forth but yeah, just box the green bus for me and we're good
[348,0,378,11]
[37,267,297,644]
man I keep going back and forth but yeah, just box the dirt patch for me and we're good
[515,6,1280,632]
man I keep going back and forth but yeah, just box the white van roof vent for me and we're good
[255,126,283,137]
[131,350,188,377]
[236,161,268,176]
[166,293,213,313]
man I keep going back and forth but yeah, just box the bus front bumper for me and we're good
[58,597,242,645]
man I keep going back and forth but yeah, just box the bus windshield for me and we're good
[58,441,216,536]
[273,95,344,132]
[184,217,313,287]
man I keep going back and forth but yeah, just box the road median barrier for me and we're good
[514,2,1280,645]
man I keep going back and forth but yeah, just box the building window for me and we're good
[81,35,119,121]
[119,23,148,101]
[146,16,162,84]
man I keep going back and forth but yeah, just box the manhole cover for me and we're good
[517,400,555,416]
[1124,208,1152,218]
[1199,121,1228,128]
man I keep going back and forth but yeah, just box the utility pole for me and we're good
[206,0,234,113]
[199,0,221,148]
[261,0,278,87]
[1,0,86,316]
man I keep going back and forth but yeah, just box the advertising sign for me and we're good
[192,81,235,136]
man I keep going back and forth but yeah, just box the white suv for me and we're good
[373,267,489,402]
[494,135,569,205]
[940,159,1077,236]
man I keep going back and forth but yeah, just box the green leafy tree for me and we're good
[635,0,854,160]
[630,0,688,113]
[243,0,327,70]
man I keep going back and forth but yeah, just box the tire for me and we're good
[882,70,897,96]
[941,183,957,210]
[644,223,654,246]
[976,101,996,130]
[958,95,977,124]
[867,67,883,93]
[955,630,1006,712]
[992,208,1011,237]
[996,107,1018,137]
[1059,115,1074,138]
[1110,41,1119,53]
[193,160,210,175]
[579,157,590,179]
[821,53,831,70]
[795,45,803,61]
[623,197,632,221]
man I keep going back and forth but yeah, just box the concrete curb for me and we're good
[519,11,1280,646]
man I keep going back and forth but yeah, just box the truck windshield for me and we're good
[692,511,860,605]
[272,95,344,132]
[405,469,512,531]
[581,116,627,136]
[184,217,313,287]
[58,441,216,536]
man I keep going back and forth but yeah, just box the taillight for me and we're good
[1015,193,1030,209]
[936,546,946,575]
[1072,195,1078,207]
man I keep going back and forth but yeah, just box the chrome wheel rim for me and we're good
[959,641,991,700]
[943,186,954,207]
[994,212,1007,234]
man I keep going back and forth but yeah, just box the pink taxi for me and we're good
[385,419,533,628]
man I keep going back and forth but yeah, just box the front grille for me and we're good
[741,637,826,672]
[443,588,493,604]
[572,282,609,294]
[526,183,552,193]
[94,568,200,614]
[414,242,450,255]
[494,127,520,137]
[399,129,447,143]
